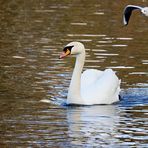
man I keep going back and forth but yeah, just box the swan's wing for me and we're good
[81,69,103,90]
[81,69,121,104]
[123,5,142,26]
[95,69,121,96]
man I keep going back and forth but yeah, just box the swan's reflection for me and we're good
[66,105,119,146]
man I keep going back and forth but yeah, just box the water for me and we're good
[0,0,148,147]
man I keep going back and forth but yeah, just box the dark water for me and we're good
[0,0,148,147]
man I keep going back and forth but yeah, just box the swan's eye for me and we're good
[63,48,71,56]
[63,48,70,53]
[63,45,74,54]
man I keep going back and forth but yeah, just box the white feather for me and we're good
[81,69,120,105]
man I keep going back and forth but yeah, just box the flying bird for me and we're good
[123,5,148,26]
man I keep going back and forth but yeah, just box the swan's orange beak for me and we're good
[59,49,71,59]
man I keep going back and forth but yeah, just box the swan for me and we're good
[123,5,148,26]
[59,42,121,105]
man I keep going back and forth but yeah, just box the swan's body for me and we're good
[123,5,148,26]
[60,42,121,105]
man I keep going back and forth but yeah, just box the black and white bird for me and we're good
[123,5,148,26]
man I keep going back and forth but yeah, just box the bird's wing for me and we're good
[123,5,143,26]
[81,69,121,104]
[81,69,103,90]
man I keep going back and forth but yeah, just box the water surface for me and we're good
[0,0,148,147]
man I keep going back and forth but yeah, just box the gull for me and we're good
[123,5,148,26]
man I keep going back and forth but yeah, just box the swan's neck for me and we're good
[67,50,85,104]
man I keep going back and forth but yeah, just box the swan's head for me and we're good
[59,42,85,59]
[141,7,148,16]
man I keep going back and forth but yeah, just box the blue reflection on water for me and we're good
[119,88,148,107]
[48,87,148,108]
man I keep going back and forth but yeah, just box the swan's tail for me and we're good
[114,79,121,102]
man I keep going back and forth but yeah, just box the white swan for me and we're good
[60,42,121,105]
[123,5,148,26]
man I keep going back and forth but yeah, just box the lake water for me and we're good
[0,0,148,147]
